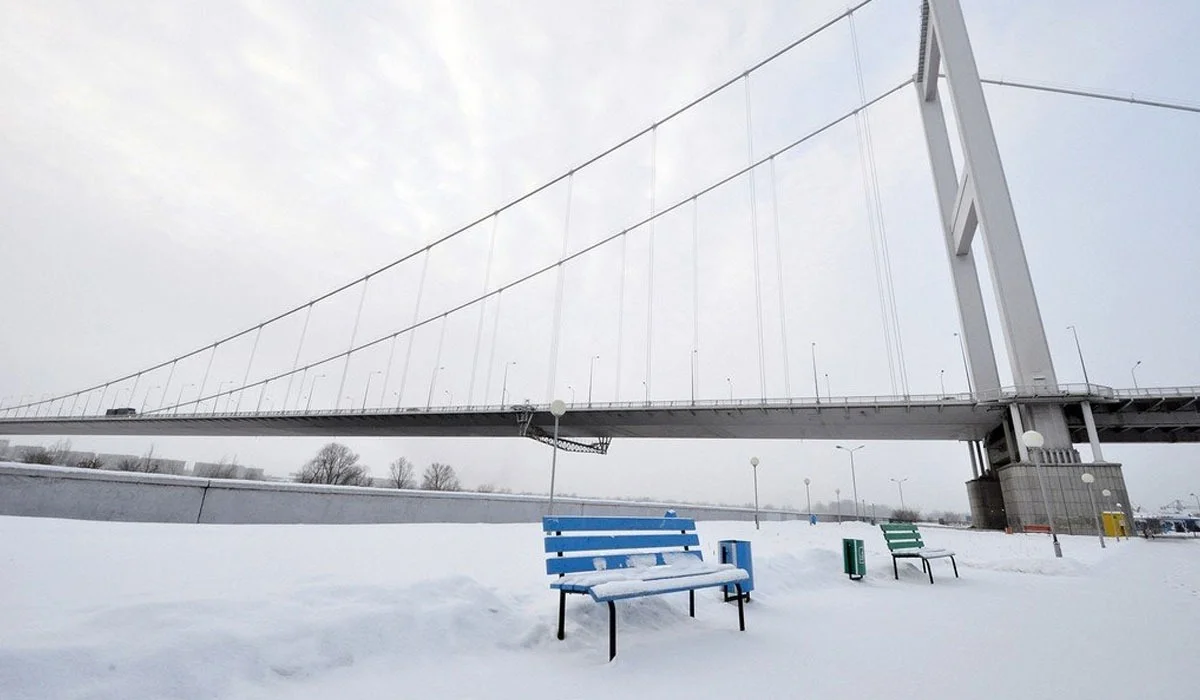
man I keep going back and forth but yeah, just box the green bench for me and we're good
[880,523,958,584]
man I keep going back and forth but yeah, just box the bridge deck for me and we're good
[3,389,1196,444]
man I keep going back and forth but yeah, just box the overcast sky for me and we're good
[1,0,1198,513]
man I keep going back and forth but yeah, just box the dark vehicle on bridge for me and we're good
[105,407,137,417]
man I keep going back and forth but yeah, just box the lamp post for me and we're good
[305,374,326,412]
[641,380,648,403]
[953,332,973,396]
[824,373,831,400]
[213,382,233,414]
[444,389,453,406]
[1023,429,1062,558]
[139,386,161,414]
[726,377,733,401]
[811,342,820,402]
[426,365,444,409]
[836,445,864,520]
[568,385,575,404]
[501,361,516,406]
[1192,492,1200,515]
[1131,360,1142,390]
[750,456,760,530]
[1067,325,1091,388]
[803,477,812,524]
[835,488,841,524]
[588,354,599,406]
[690,349,697,404]
[890,477,908,512]
[547,399,567,515]
[939,369,945,397]
[174,383,195,415]
[1081,473,1104,548]
[362,371,382,409]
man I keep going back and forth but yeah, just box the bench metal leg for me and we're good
[951,555,959,578]
[893,555,899,580]
[926,558,935,584]
[689,590,695,618]
[608,601,617,662]
[735,584,745,632]
[557,590,567,640]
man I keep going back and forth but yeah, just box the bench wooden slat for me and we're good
[542,516,696,532]
[546,550,702,575]
[545,533,699,554]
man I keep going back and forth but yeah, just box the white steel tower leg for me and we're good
[917,0,1069,446]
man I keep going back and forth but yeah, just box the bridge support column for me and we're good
[995,459,1129,536]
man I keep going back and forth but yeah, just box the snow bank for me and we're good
[1,517,1196,699]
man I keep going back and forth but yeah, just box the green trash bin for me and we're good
[843,538,866,581]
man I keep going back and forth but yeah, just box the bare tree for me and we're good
[296,442,371,486]
[20,447,54,465]
[21,440,73,466]
[115,456,158,473]
[421,462,461,491]
[475,482,496,493]
[388,457,415,489]
[74,455,104,469]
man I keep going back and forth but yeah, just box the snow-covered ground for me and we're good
[1,516,1195,699]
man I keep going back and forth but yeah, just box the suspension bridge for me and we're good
[2,0,1197,530]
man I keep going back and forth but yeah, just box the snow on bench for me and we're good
[544,514,749,660]
[880,523,959,584]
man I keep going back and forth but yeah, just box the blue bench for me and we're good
[544,514,749,660]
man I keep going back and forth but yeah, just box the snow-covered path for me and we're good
[1,516,1195,699]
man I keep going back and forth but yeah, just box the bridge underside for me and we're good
[1065,397,1200,444]
[3,396,1196,444]
[0,401,1006,441]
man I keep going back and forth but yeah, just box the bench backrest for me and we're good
[543,515,703,576]
[880,523,925,552]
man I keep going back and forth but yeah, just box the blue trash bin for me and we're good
[718,539,754,602]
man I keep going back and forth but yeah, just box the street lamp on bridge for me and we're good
[362,371,382,409]
[139,386,161,414]
[426,366,445,409]
[1067,325,1091,388]
[588,354,599,406]
[726,377,733,401]
[1131,360,1142,390]
[305,374,326,412]
[836,445,864,520]
[501,361,516,406]
[953,332,973,396]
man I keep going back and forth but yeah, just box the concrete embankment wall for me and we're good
[0,462,807,525]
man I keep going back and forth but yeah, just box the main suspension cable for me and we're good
[13,0,879,414]
[979,76,1200,115]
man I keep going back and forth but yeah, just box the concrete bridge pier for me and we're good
[966,403,1133,534]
